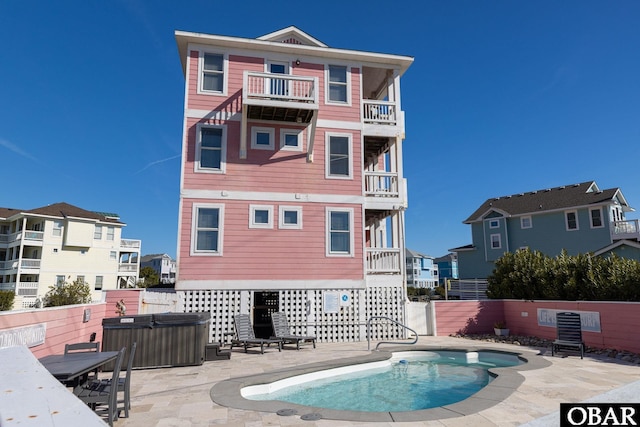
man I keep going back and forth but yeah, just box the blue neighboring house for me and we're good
[434,253,458,286]
[451,181,640,279]
[405,248,438,289]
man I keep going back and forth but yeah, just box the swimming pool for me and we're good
[243,350,523,412]
[210,345,551,423]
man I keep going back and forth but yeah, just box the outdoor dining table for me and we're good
[39,350,119,391]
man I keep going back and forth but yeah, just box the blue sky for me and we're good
[1,1,639,259]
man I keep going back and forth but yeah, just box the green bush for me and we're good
[43,279,92,307]
[0,290,15,311]
[487,248,640,301]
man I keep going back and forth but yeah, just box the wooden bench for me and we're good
[551,311,585,359]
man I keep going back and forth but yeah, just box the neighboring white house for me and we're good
[405,248,438,289]
[140,253,176,284]
[0,202,141,309]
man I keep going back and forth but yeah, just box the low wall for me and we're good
[0,289,142,358]
[433,299,640,354]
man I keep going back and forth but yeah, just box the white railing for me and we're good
[120,239,141,249]
[0,260,18,270]
[21,259,41,269]
[612,220,640,240]
[23,230,44,241]
[17,282,39,296]
[0,234,9,243]
[243,72,318,104]
[363,100,397,125]
[366,248,401,274]
[364,171,399,197]
[446,279,488,300]
[119,264,138,273]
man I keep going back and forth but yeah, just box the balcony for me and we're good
[611,220,640,241]
[119,263,138,273]
[364,172,407,211]
[21,259,41,269]
[0,260,18,270]
[243,71,318,123]
[366,248,401,274]
[16,282,39,296]
[362,100,404,138]
[121,239,141,250]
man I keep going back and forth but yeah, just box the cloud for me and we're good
[134,154,181,175]
[0,137,40,163]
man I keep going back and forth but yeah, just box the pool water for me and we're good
[246,351,522,412]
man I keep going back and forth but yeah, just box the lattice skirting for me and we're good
[179,286,407,344]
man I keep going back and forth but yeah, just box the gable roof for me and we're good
[464,181,631,224]
[257,26,327,47]
[405,248,433,259]
[0,202,123,224]
[175,27,414,76]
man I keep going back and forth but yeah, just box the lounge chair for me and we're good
[551,312,585,359]
[231,314,282,354]
[271,312,316,350]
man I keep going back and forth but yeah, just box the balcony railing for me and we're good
[243,72,318,105]
[364,171,399,198]
[17,282,39,296]
[366,248,401,274]
[24,230,44,241]
[611,220,640,240]
[119,263,138,273]
[121,239,141,250]
[363,100,397,125]
[0,260,18,270]
[21,259,41,269]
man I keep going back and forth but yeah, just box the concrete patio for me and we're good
[116,336,640,426]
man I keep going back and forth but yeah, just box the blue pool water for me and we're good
[245,351,523,412]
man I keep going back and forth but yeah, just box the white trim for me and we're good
[197,50,228,96]
[324,64,351,106]
[182,188,365,204]
[249,205,274,229]
[590,207,604,229]
[326,207,354,257]
[195,123,227,173]
[251,126,275,150]
[279,206,302,229]
[565,210,579,231]
[190,203,224,256]
[520,216,532,229]
[280,128,303,151]
[176,278,365,290]
[325,132,353,179]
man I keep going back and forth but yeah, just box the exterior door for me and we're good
[267,61,289,97]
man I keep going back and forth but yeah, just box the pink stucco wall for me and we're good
[0,290,142,358]
[433,299,640,354]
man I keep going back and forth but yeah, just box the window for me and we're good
[251,127,274,150]
[249,205,273,229]
[521,216,532,229]
[52,221,63,237]
[280,129,303,151]
[191,204,223,255]
[489,219,499,229]
[95,276,103,290]
[196,124,226,172]
[200,52,225,93]
[94,225,102,239]
[76,275,85,284]
[327,65,348,103]
[106,226,114,241]
[56,275,65,287]
[566,210,579,231]
[326,208,354,256]
[326,133,352,178]
[279,206,302,229]
[110,251,117,260]
[490,234,501,249]
[590,208,603,228]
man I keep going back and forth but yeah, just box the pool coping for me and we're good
[210,345,552,422]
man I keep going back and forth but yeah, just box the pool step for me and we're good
[205,343,232,361]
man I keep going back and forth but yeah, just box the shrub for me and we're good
[0,290,15,311]
[43,279,92,307]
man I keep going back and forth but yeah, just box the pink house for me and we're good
[174,27,414,341]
